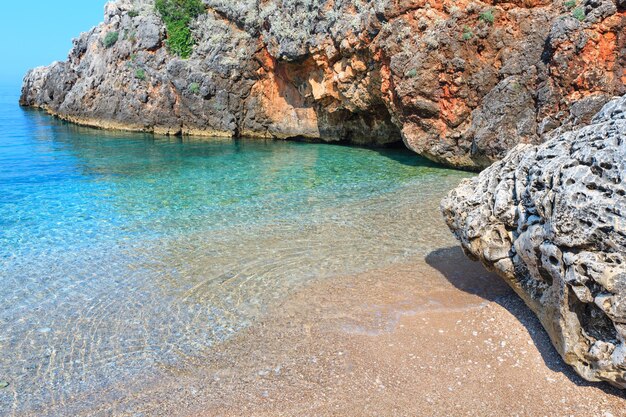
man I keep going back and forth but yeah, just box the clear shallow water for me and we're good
[0,85,470,415]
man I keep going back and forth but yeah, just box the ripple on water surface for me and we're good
[0,91,471,415]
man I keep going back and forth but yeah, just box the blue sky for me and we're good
[0,1,106,85]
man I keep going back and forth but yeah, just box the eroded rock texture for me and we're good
[442,95,626,387]
[20,0,626,168]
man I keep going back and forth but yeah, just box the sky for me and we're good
[0,1,107,86]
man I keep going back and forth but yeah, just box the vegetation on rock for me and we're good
[103,31,119,48]
[155,0,205,58]
[462,26,474,41]
[572,7,586,21]
[564,0,577,10]
[188,82,200,94]
[479,10,495,24]
[135,68,146,80]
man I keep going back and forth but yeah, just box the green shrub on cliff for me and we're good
[479,10,495,24]
[155,0,205,58]
[103,31,119,48]
[188,82,200,95]
[564,0,577,10]
[462,26,473,41]
[405,68,417,78]
[135,68,147,80]
[572,7,586,21]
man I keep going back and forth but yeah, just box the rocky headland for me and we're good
[20,0,626,169]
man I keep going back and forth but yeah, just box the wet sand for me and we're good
[73,246,625,416]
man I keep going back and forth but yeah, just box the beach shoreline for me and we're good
[58,247,625,416]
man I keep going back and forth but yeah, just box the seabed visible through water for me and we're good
[0,85,475,415]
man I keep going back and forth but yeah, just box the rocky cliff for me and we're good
[20,0,626,169]
[442,95,626,387]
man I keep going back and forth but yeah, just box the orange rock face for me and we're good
[239,0,625,168]
[20,0,626,169]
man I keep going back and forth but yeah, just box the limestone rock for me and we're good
[442,95,626,387]
[20,0,626,169]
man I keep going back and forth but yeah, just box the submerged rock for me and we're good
[20,0,626,169]
[442,95,626,387]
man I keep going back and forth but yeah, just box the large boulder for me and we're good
[442,95,626,387]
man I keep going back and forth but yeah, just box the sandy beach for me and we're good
[64,246,624,416]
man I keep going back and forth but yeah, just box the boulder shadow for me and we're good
[426,245,625,397]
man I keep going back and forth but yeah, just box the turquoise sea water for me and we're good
[0,85,470,415]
